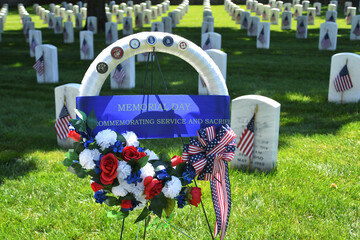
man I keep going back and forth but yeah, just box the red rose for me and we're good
[121,199,133,209]
[170,155,183,167]
[68,130,81,142]
[189,187,202,207]
[122,146,146,162]
[143,176,163,200]
[99,153,119,185]
[91,182,104,192]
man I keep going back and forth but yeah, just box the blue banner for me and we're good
[76,95,230,139]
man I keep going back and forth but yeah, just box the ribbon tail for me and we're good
[211,161,231,240]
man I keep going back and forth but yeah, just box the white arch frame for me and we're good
[79,32,228,96]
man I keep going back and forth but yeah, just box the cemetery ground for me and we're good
[0,4,360,240]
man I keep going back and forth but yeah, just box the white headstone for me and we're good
[48,13,55,29]
[116,10,124,24]
[67,3,73,10]
[105,22,117,45]
[66,10,73,22]
[230,95,280,172]
[350,15,360,40]
[135,12,143,28]
[77,1,83,8]
[134,5,141,16]
[314,2,322,16]
[144,9,152,24]
[80,30,94,60]
[73,5,79,14]
[328,53,360,103]
[127,1,134,7]
[294,4,302,20]
[54,16,63,34]
[326,10,337,22]
[346,7,356,25]
[330,0,338,7]
[296,15,308,39]
[106,12,112,22]
[281,11,292,30]
[60,7,66,19]
[201,21,214,34]
[257,22,270,49]
[302,0,310,11]
[24,21,35,42]
[276,1,283,11]
[110,57,135,89]
[162,16,172,33]
[29,29,42,57]
[112,4,119,15]
[168,11,177,28]
[255,3,263,16]
[87,16,97,34]
[201,32,221,50]
[283,3,291,12]
[269,0,276,8]
[43,10,50,24]
[235,9,244,24]
[241,11,251,30]
[319,22,338,51]
[75,13,82,28]
[151,7,158,19]
[270,8,279,25]
[248,16,260,36]
[120,3,126,11]
[123,17,133,36]
[151,21,164,32]
[34,44,58,83]
[55,83,81,148]
[262,5,270,21]
[328,4,336,12]
[64,21,74,43]
[80,7,87,19]
[146,0,151,9]
[307,7,316,25]
[198,49,227,95]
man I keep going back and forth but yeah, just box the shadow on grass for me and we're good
[0,154,37,185]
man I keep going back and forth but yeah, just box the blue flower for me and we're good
[137,147,145,152]
[175,190,186,208]
[111,140,124,153]
[94,155,102,174]
[94,190,107,204]
[84,137,94,148]
[124,171,142,186]
[182,167,196,184]
[156,169,169,181]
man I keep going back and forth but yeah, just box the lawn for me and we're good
[0,3,360,240]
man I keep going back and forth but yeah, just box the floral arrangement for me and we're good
[63,110,202,221]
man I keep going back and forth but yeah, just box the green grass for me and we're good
[1,4,360,240]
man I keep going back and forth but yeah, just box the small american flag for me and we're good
[328,15,335,22]
[294,9,299,18]
[248,21,255,34]
[202,36,212,50]
[321,32,332,49]
[262,10,267,20]
[106,28,112,43]
[334,64,353,92]
[33,54,44,76]
[55,21,61,32]
[353,22,360,36]
[88,21,94,32]
[54,104,71,140]
[236,13,241,22]
[236,112,255,158]
[270,13,276,23]
[297,21,306,34]
[346,13,352,24]
[257,27,266,44]
[308,12,314,22]
[242,16,248,29]
[283,16,289,26]
[30,37,37,53]
[81,38,89,56]
[124,20,130,31]
[113,63,126,85]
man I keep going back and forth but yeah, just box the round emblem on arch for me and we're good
[178,40,188,51]
[147,35,157,45]
[96,62,108,74]
[111,47,124,59]
[163,36,174,47]
[129,38,140,49]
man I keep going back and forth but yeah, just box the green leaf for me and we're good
[107,210,118,218]
[165,198,175,217]
[87,142,97,150]
[73,142,85,154]
[87,110,98,130]
[134,207,151,223]
[62,158,73,167]
[104,196,120,206]
[117,210,129,220]
[75,109,87,121]
[155,222,165,230]
[150,160,170,172]
[116,132,126,143]
[159,152,171,162]
[137,155,149,169]
[76,169,87,178]
[70,118,87,134]
[67,149,78,161]
[127,159,136,168]
[173,162,186,177]
[149,192,166,218]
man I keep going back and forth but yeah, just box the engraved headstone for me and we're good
[80,30,94,60]
[66,10,73,22]
[127,1,134,7]
[75,13,82,29]
[73,5,79,14]
[326,10,337,22]
[201,32,221,50]
[328,53,360,103]
[123,17,133,36]
[293,4,302,20]
[270,8,280,25]
[241,11,251,30]
[151,22,164,32]
[34,44,58,83]
[116,10,124,24]
[135,12,143,28]
[125,7,133,17]
[201,21,214,34]
[24,21,34,42]
[262,5,270,21]
[230,95,280,172]
[29,29,42,57]
[314,2,322,16]
[328,4,336,12]
[168,11,177,28]
[162,16,172,33]
[307,7,315,25]
[302,0,309,11]
[276,1,283,11]
[350,15,360,40]
[144,9,152,24]
[296,15,308,39]
[257,22,270,49]
[346,7,356,25]
[235,9,244,24]
[248,16,260,37]
[80,7,87,19]
[106,12,112,22]
[255,3,263,16]
[110,57,135,89]
[112,4,119,15]
[151,6,158,19]
[319,22,338,51]
[283,3,291,12]
[64,21,74,43]
[344,1,352,14]
[87,16,97,34]
[54,17,63,34]
[105,22,117,45]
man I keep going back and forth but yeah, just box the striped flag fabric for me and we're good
[321,32,332,49]
[88,21,94,32]
[202,36,212,50]
[248,21,255,34]
[54,104,71,140]
[283,15,289,26]
[33,54,44,76]
[30,37,37,53]
[242,16,248,29]
[236,113,255,158]
[257,27,266,44]
[294,9,299,18]
[353,22,360,36]
[297,21,306,34]
[334,64,353,92]
[113,63,126,85]
[81,38,89,56]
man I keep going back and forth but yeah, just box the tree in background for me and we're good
[86,0,106,32]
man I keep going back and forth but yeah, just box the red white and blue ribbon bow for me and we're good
[183,124,236,240]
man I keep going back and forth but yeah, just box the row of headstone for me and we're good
[0,4,8,41]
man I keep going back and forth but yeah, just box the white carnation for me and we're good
[122,131,139,147]
[162,176,182,199]
[117,161,132,180]
[112,185,128,197]
[145,149,159,160]
[95,129,117,151]
[140,163,155,180]
[79,149,100,169]
[129,182,145,197]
